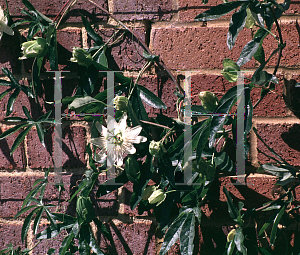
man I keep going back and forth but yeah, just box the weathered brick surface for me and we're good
[151,26,254,70]
[0,222,24,250]
[285,0,300,14]
[0,127,25,169]
[256,123,300,166]
[0,33,21,75]
[0,0,108,22]
[252,75,287,117]
[99,220,157,255]
[112,0,173,21]
[88,27,147,71]
[263,23,300,67]
[26,125,87,169]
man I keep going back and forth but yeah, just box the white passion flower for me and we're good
[91,113,147,167]
[0,5,14,41]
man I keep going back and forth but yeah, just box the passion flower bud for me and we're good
[70,47,93,67]
[142,185,157,200]
[114,96,128,112]
[227,229,236,242]
[148,189,166,206]
[198,91,219,113]
[149,140,166,158]
[76,196,95,223]
[19,37,48,60]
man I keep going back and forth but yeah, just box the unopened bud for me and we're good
[114,96,128,112]
[19,37,48,60]
[142,186,157,200]
[70,47,93,67]
[149,140,166,158]
[198,91,219,112]
[148,189,166,206]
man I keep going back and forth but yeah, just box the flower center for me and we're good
[114,132,123,145]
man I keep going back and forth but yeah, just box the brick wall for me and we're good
[0,0,300,254]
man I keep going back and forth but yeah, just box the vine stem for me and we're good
[253,7,284,109]
[86,0,184,95]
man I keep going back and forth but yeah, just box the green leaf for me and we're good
[194,1,246,21]
[6,87,20,116]
[33,207,44,235]
[14,204,38,219]
[234,228,247,255]
[125,155,140,183]
[10,125,33,155]
[222,58,240,82]
[58,232,75,255]
[227,5,247,50]
[270,205,287,246]
[209,85,244,148]
[136,85,167,110]
[68,96,103,109]
[49,28,58,70]
[0,79,12,86]
[258,211,278,236]
[254,43,265,64]
[227,240,236,255]
[81,15,103,46]
[223,186,238,220]
[0,87,13,101]
[47,248,56,255]
[0,123,30,140]
[93,218,113,243]
[160,209,190,255]
[237,39,260,67]
[213,150,235,172]
[180,210,195,255]
[44,209,58,230]
[21,207,40,242]
[35,123,45,147]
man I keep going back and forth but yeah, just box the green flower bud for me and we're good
[114,96,128,112]
[76,196,95,223]
[198,91,219,112]
[148,189,166,206]
[70,47,93,67]
[142,185,157,200]
[227,229,236,242]
[149,140,167,158]
[19,37,48,60]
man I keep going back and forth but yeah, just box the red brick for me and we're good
[252,75,287,117]
[151,26,254,70]
[262,23,300,67]
[0,0,108,23]
[285,0,300,14]
[89,27,147,71]
[0,222,25,250]
[256,123,300,166]
[0,176,33,200]
[112,0,173,21]
[0,200,23,218]
[179,0,231,22]
[0,126,25,169]
[99,221,156,255]
[0,33,21,75]
[95,191,119,217]
[26,125,87,169]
